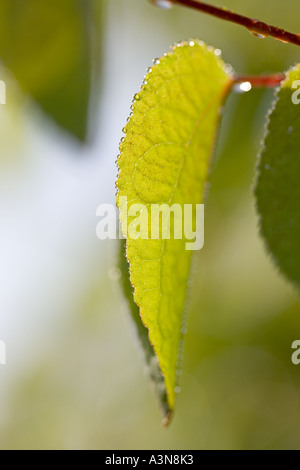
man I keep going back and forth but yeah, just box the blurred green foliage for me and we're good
[256,66,300,289]
[0,0,103,141]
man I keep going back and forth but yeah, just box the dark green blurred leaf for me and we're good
[0,0,101,141]
[255,64,300,289]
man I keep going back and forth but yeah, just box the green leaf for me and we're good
[0,0,101,141]
[255,65,300,289]
[117,41,233,420]
[119,240,171,424]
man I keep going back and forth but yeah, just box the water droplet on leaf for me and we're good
[223,64,234,75]
[119,137,125,151]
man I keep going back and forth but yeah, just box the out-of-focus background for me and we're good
[0,0,299,450]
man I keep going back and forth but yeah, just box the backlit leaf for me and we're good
[119,240,171,424]
[117,41,233,421]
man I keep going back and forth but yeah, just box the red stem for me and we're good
[233,73,285,89]
[173,0,300,46]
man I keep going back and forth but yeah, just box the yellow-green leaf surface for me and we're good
[255,65,300,289]
[0,0,101,141]
[117,41,233,421]
[119,240,170,421]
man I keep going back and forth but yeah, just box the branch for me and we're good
[171,0,300,47]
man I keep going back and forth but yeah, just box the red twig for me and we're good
[172,0,300,46]
[233,73,285,88]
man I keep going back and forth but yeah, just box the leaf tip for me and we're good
[162,410,173,428]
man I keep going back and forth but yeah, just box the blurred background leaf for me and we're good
[255,66,300,290]
[0,0,104,141]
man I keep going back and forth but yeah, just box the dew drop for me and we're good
[249,21,267,39]
[223,64,234,75]
[153,58,160,65]
[119,137,125,152]
[150,0,174,9]
[147,67,153,74]
[175,386,181,394]
[189,40,195,47]
[250,31,267,39]
[287,126,294,135]
[119,137,125,151]
[214,48,222,57]
[122,127,127,134]
[234,81,252,94]
[134,93,141,101]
